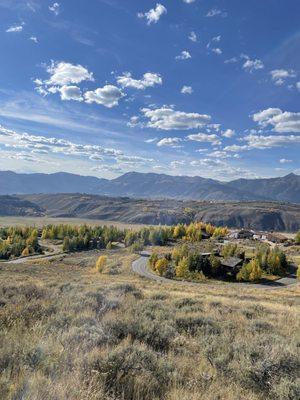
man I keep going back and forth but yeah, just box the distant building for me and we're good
[266,233,288,244]
[228,229,254,240]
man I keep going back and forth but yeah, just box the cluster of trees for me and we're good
[237,246,289,281]
[172,222,228,241]
[149,243,290,283]
[42,221,227,254]
[0,227,40,260]
[42,224,126,252]
[149,245,222,281]
[295,230,300,245]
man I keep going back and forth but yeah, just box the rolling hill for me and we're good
[12,193,300,232]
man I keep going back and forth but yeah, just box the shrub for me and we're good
[93,343,174,400]
[95,255,107,273]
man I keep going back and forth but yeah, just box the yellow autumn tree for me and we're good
[176,256,189,279]
[95,255,107,273]
[155,258,168,276]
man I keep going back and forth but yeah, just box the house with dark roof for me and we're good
[220,257,243,273]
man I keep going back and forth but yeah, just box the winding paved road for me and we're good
[132,255,299,290]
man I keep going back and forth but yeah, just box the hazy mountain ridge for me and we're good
[1,170,299,203]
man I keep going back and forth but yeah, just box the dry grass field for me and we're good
[0,216,146,229]
[0,247,299,400]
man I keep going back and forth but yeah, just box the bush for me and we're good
[92,343,174,400]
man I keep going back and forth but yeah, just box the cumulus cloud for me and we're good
[29,36,38,43]
[157,137,182,147]
[181,85,193,94]
[84,85,124,108]
[141,106,211,130]
[252,108,300,133]
[6,23,24,33]
[45,61,94,86]
[49,2,60,15]
[242,56,264,73]
[211,48,222,55]
[117,72,162,90]
[270,69,297,86]
[59,85,83,101]
[138,3,167,25]
[297,82,300,91]
[176,50,191,60]
[222,129,235,138]
[187,133,221,145]
[189,31,197,42]
[225,134,300,152]
[183,0,195,3]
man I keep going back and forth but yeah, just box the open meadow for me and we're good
[0,245,299,400]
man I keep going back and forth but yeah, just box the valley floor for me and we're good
[0,247,299,400]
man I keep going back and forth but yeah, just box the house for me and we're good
[221,257,243,272]
[266,233,288,244]
[228,229,254,240]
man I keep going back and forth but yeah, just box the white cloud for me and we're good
[270,69,297,85]
[6,23,24,33]
[206,8,227,17]
[145,137,158,144]
[224,57,238,64]
[138,3,167,25]
[59,85,83,101]
[279,158,292,164]
[222,129,235,138]
[170,160,186,169]
[0,125,146,167]
[49,2,60,15]
[211,48,222,55]
[183,0,195,3]
[252,108,300,133]
[45,61,94,86]
[189,31,197,42]
[297,82,300,91]
[141,106,211,130]
[225,134,300,152]
[187,133,221,145]
[117,72,162,90]
[212,35,221,42]
[29,36,38,43]
[84,85,124,108]
[242,57,264,73]
[181,85,193,94]
[157,137,182,147]
[176,50,191,60]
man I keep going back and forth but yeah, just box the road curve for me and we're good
[132,256,299,290]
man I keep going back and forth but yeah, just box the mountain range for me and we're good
[0,170,300,203]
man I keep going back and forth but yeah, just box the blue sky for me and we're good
[0,0,299,180]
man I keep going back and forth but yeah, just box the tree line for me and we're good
[41,222,226,253]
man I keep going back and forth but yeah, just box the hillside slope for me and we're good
[19,194,300,231]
